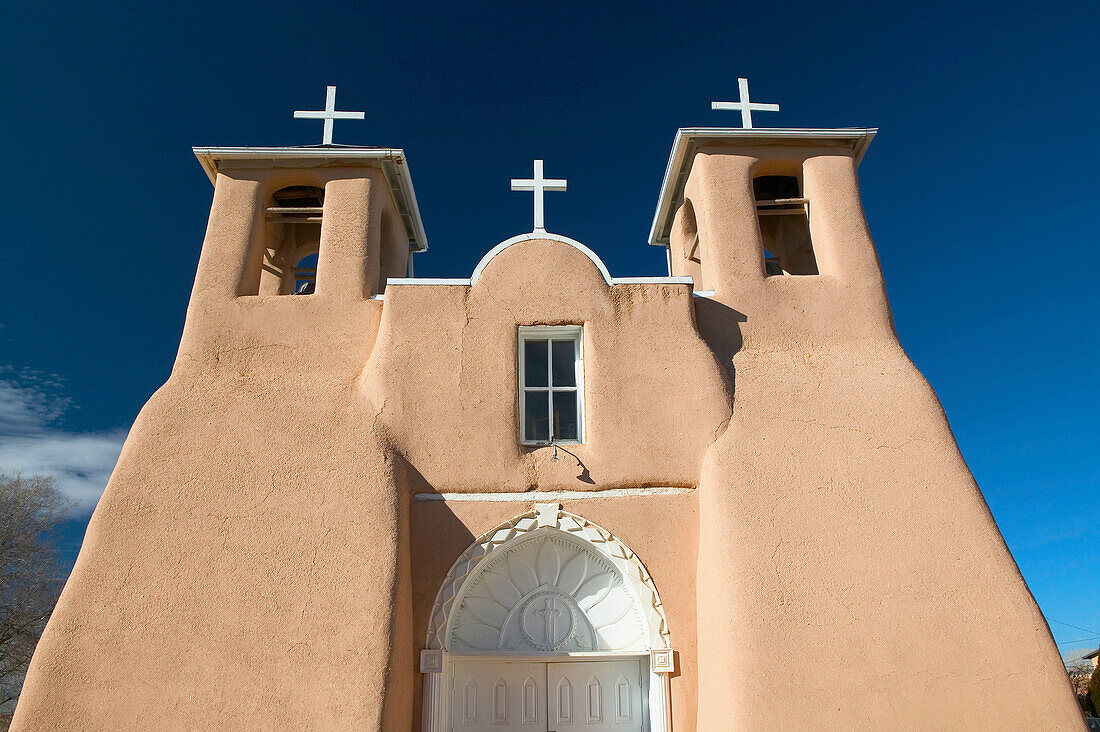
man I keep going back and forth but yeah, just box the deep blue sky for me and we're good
[1,1,1096,654]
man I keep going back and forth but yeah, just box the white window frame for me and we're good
[518,325,584,445]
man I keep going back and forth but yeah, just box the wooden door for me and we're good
[452,661,547,731]
[546,659,645,732]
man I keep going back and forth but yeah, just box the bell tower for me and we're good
[11,86,435,731]
[181,86,428,365]
[190,145,426,299]
[653,129,875,291]
[648,88,1080,729]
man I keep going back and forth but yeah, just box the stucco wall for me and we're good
[362,239,731,493]
[12,146,1084,730]
[12,165,416,730]
[684,146,1083,729]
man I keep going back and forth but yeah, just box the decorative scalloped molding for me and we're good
[425,504,671,652]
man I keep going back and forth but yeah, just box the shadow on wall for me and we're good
[693,298,746,393]
[544,444,595,484]
[404,461,477,731]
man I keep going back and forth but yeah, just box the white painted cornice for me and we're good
[647,127,878,249]
[191,145,429,252]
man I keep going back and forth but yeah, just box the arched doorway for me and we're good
[421,503,674,731]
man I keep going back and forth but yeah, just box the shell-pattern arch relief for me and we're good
[425,506,671,653]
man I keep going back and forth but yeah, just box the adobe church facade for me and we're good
[13,89,1083,729]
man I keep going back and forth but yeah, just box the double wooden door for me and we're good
[452,658,646,731]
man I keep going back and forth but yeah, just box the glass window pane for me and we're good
[524,340,548,387]
[552,340,576,387]
[553,390,578,441]
[525,390,550,442]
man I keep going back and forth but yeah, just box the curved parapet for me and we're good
[472,232,615,285]
[386,231,692,289]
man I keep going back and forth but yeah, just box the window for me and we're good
[259,185,324,295]
[519,326,583,444]
[753,175,818,276]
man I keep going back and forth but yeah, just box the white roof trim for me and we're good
[613,276,693,284]
[387,278,472,286]
[386,275,693,287]
[191,145,429,252]
[647,127,877,248]
[414,486,694,502]
[383,232,693,288]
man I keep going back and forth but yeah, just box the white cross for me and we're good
[511,159,567,233]
[711,78,780,129]
[293,85,365,145]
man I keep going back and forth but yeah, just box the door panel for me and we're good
[546,660,645,731]
[452,661,547,731]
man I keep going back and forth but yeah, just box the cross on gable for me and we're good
[511,159,567,233]
[293,86,365,145]
[711,78,780,129]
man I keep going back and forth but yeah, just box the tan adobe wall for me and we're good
[12,146,1085,730]
[12,165,415,730]
[361,239,731,494]
[680,144,1083,729]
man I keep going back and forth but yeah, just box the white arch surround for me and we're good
[425,504,670,652]
[421,503,674,732]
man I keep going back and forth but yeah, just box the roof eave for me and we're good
[647,127,878,247]
[191,146,429,252]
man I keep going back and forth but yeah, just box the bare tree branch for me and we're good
[0,473,71,722]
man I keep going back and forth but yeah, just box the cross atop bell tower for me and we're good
[293,85,365,145]
[190,82,428,307]
[710,77,780,129]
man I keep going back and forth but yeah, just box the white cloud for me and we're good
[0,377,70,432]
[0,370,127,514]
